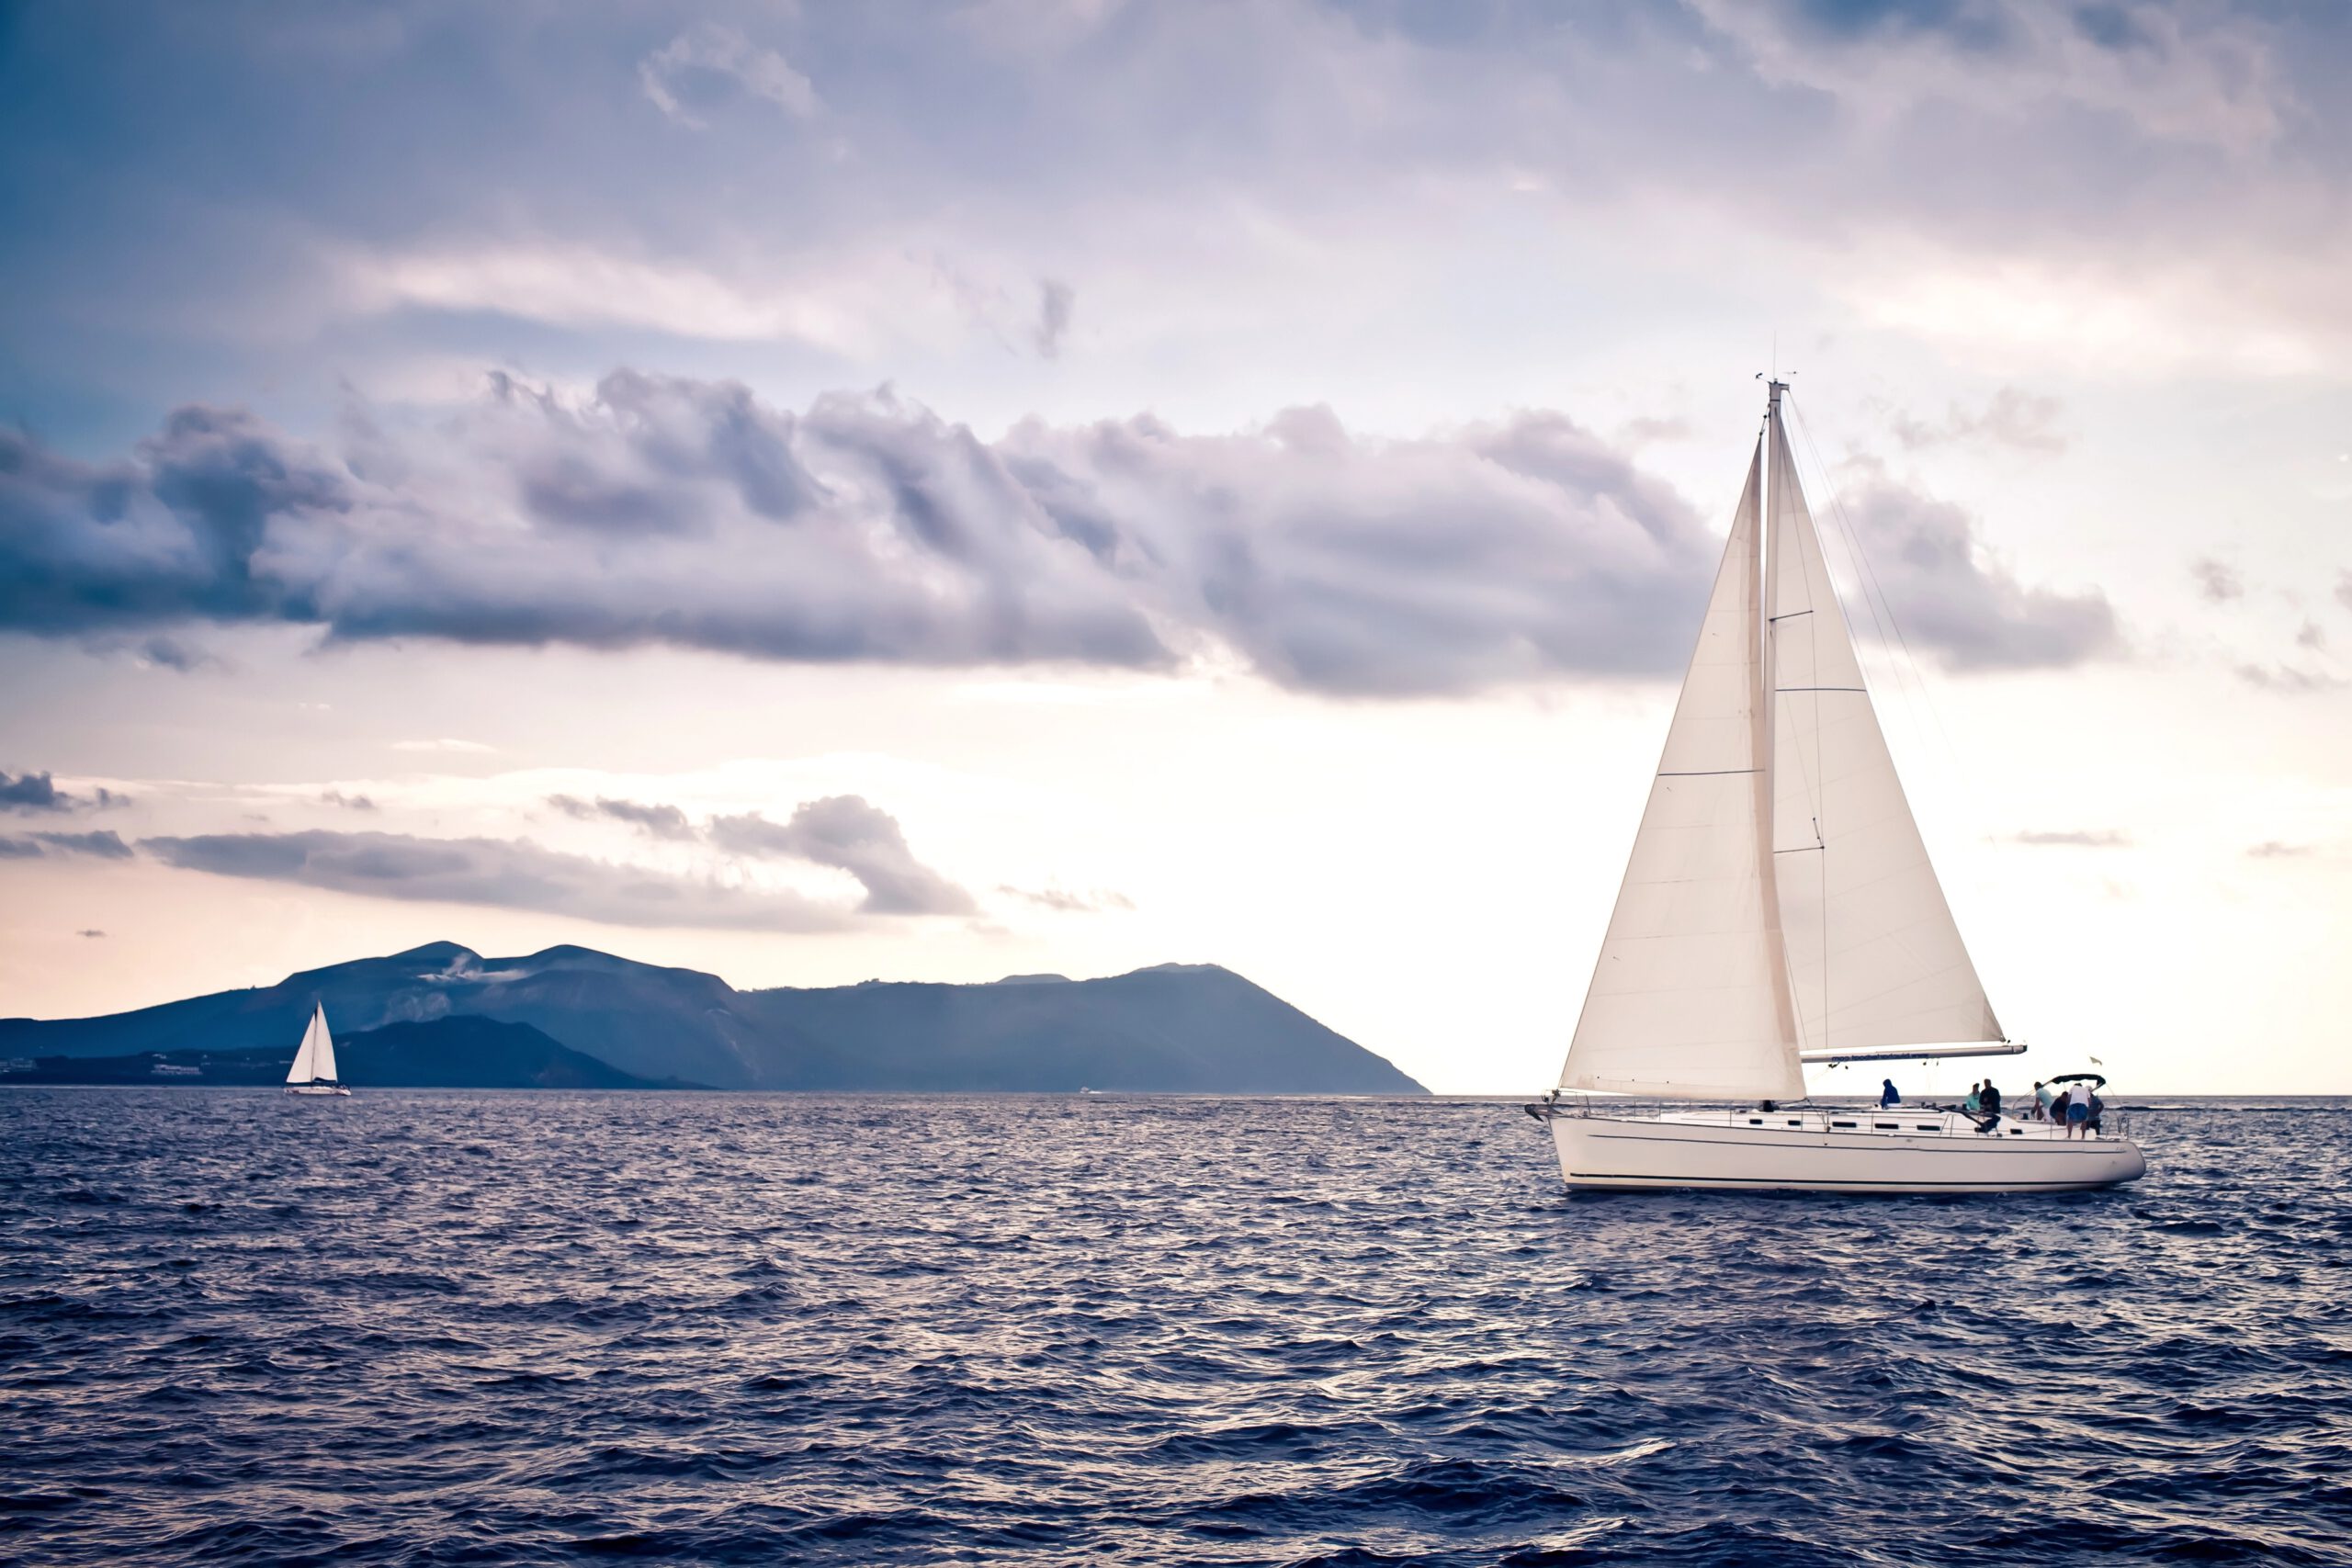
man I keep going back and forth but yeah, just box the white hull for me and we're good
[1549,1108,2144,1194]
[285,1083,351,1097]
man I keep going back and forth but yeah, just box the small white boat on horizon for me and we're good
[1532,381,2144,1194]
[285,1003,352,1097]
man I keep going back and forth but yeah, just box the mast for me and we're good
[1758,381,1800,1061]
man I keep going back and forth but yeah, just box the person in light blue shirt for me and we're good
[1880,1077,1900,1108]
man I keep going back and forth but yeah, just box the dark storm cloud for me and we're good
[547,794,696,840]
[1836,477,2119,670]
[0,376,2121,692]
[141,829,857,931]
[708,797,976,916]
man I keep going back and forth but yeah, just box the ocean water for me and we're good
[3,1091,2348,1567]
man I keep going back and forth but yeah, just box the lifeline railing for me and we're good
[1526,1091,2133,1139]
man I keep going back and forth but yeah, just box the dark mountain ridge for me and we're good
[6,1017,695,1089]
[0,942,1427,1094]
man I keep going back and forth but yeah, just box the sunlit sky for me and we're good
[5,1,2348,1092]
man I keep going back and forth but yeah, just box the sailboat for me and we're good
[284,1003,352,1097]
[1532,381,2143,1193]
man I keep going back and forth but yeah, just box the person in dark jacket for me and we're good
[1881,1077,1901,1108]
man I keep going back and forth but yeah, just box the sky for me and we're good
[3,0,2349,1093]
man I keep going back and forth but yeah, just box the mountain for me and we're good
[0,943,1428,1094]
[3,1017,698,1089]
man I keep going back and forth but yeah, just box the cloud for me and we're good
[2013,829,2132,848]
[76,929,106,938]
[2235,662,2345,694]
[136,636,213,671]
[320,789,377,810]
[0,829,137,860]
[1690,0,2288,152]
[2191,558,2244,603]
[639,23,819,129]
[141,829,857,931]
[1890,388,2066,454]
[1033,278,1075,359]
[1,375,2121,694]
[2338,570,2352,614]
[547,794,695,840]
[0,770,127,814]
[999,884,1136,913]
[708,796,976,916]
[391,739,497,754]
[1833,474,2120,670]
[1,771,69,813]
[2298,621,2326,651]
[2246,840,2312,860]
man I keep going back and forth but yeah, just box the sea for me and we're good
[3,1090,2347,1567]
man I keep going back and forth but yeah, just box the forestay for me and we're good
[1559,446,1805,1101]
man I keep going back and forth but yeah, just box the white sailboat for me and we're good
[1533,381,2143,1193]
[284,1003,352,1097]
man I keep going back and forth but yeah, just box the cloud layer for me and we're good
[1,374,2119,694]
[548,791,978,915]
[143,829,856,932]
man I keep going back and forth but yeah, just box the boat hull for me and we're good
[1549,1111,2144,1194]
[285,1083,352,1097]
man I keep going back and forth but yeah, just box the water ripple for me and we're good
[2,1090,2348,1565]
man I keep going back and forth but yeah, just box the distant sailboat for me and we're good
[285,1003,351,1097]
[1531,381,2143,1193]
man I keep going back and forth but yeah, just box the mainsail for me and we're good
[1559,445,1804,1100]
[1560,385,1999,1100]
[287,1005,337,1085]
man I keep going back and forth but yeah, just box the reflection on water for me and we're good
[2,1089,2347,1565]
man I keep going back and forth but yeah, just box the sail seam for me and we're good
[1657,768,1760,777]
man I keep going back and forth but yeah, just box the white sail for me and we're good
[287,1005,334,1085]
[1560,444,1805,1101]
[310,1006,339,1083]
[1765,409,2002,1055]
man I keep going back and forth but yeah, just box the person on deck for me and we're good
[1962,1081,1984,1115]
[2065,1087,2091,1138]
[1881,1078,1901,1109]
[2086,1090,2106,1135]
[2033,1080,2053,1122]
[1982,1081,2003,1118]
